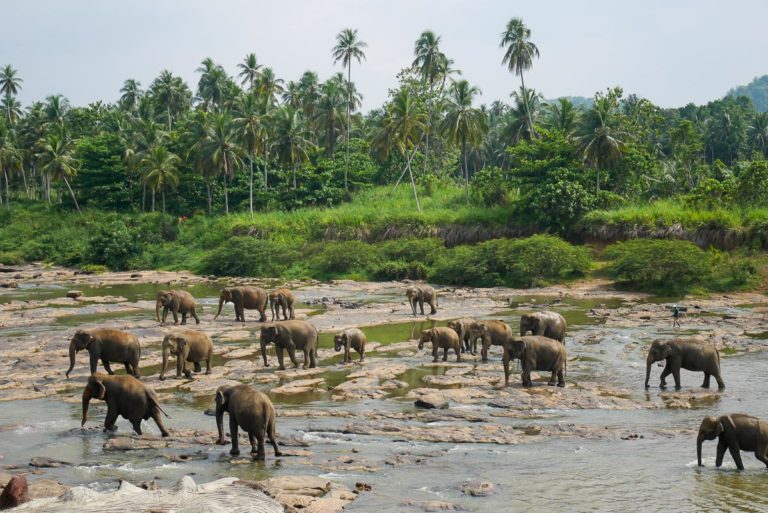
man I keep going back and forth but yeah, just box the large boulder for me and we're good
[0,475,29,509]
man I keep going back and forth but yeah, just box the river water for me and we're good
[0,279,766,512]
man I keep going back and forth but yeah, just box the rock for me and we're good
[130,273,142,278]
[0,282,17,289]
[29,457,70,468]
[13,274,22,280]
[28,479,67,499]
[0,475,29,509]
[65,290,82,300]
[403,500,465,511]
[354,482,372,492]
[460,481,496,497]
[135,479,159,491]
[271,379,325,395]
[414,394,448,410]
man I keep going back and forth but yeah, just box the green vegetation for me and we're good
[728,75,768,113]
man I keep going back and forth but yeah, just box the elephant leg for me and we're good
[548,370,557,386]
[183,361,192,379]
[702,373,711,389]
[289,305,295,320]
[193,361,202,372]
[344,348,351,363]
[259,307,267,323]
[442,347,448,361]
[104,408,119,433]
[268,426,281,457]
[180,312,187,325]
[132,359,141,378]
[672,366,682,390]
[455,346,461,362]
[358,348,365,362]
[716,439,727,467]
[286,346,299,368]
[102,359,115,375]
[755,446,768,467]
[253,427,266,460]
[192,310,200,324]
[659,364,672,388]
[480,341,490,362]
[229,416,240,456]
[276,347,286,371]
[131,419,143,436]
[124,362,132,375]
[728,442,745,470]
[429,301,436,314]
[301,347,309,369]
[151,410,169,437]
[419,298,425,315]
[309,348,317,368]
[205,357,211,375]
[557,368,565,387]
[714,372,725,390]
[161,307,168,325]
[248,432,258,454]
[172,309,179,325]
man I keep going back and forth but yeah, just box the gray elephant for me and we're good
[406,285,438,316]
[214,286,268,322]
[215,384,281,460]
[502,335,566,387]
[697,414,768,469]
[644,338,724,390]
[155,290,200,325]
[519,311,566,343]
[66,329,141,378]
[419,327,461,362]
[159,330,214,380]
[260,320,318,370]
[469,320,514,362]
[334,328,366,363]
[81,373,169,436]
[269,288,296,321]
[448,318,478,355]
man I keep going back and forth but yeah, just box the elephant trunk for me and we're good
[81,388,91,427]
[214,296,225,320]
[155,299,163,323]
[159,344,170,380]
[697,433,705,466]
[260,338,270,367]
[644,354,653,388]
[66,339,77,378]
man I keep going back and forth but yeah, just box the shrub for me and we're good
[0,251,23,265]
[736,161,768,205]
[603,239,713,294]
[311,240,379,276]
[81,264,108,274]
[200,237,300,277]
[88,220,140,271]
[372,260,429,280]
[377,238,444,266]
[470,167,512,206]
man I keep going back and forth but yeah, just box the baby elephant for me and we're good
[159,330,214,380]
[645,338,724,390]
[269,288,296,321]
[697,414,768,470]
[81,373,170,436]
[448,318,478,355]
[419,327,461,362]
[155,290,199,325]
[334,328,366,363]
[215,384,281,460]
[502,336,566,387]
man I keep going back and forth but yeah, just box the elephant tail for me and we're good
[149,394,171,419]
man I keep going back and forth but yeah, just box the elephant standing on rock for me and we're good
[448,318,478,355]
[215,384,281,460]
[697,414,768,469]
[269,288,296,321]
[419,327,461,362]
[502,336,566,387]
[519,311,566,343]
[334,328,366,363]
[260,320,318,370]
[406,285,438,316]
[155,290,199,325]
[214,286,268,322]
[644,338,724,390]
[66,329,141,378]
[81,373,169,436]
[469,320,514,362]
[159,330,214,380]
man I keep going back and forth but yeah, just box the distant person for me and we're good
[671,305,681,328]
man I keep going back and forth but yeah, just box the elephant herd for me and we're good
[66,285,768,469]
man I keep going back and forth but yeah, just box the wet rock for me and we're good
[27,479,66,499]
[130,273,142,278]
[403,500,465,511]
[354,482,372,492]
[29,457,70,468]
[460,481,496,497]
[0,282,17,289]
[65,290,82,300]
[0,475,29,509]
[272,379,325,395]
[134,479,158,490]
[415,394,449,410]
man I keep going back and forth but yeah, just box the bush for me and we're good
[0,251,23,265]
[200,237,300,277]
[81,264,108,274]
[88,221,140,271]
[603,239,713,294]
[372,260,429,280]
[311,240,379,276]
[470,167,512,206]
[736,161,768,205]
[377,238,444,266]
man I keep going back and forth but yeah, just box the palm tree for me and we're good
[545,98,579,137]
[119,79,142,111]
[500,18,539,135]
[440,80,488,190]
[36,133,80,213]
[314,76,346,155]
[373,88,426,211]
[44,95,70,130]
[332,28,367,193]
[273,107,314,189]
[150,70,190,130]
[1,96,22,125]
[412,30,443,176]
[141,145,180,223]
[234,91,266,218]
[581,96,626,194]
[748,112,768,158]
[508,86,543,142]
[0,65,22,97]
[0,124,22,207]
[256,68,284,106]
[196,58,228,112]
[237,53,262,90]
[194,112,241,214]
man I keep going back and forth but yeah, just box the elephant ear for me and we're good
[215,387,228,407]
[177,338,187,354]
[93,378,106,400]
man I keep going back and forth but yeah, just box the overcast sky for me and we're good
[4,0,767,111]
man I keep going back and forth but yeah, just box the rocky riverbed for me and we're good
[1,264,767,512]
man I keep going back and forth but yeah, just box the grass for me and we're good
[580,200,750,231]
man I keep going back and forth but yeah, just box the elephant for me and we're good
[519,311,566,343]
[159,330,214,380]
[502,336,566,387]
[406,285,438,316]
[334,328,366,363]
[155,290,199,325]
[215,384,281,460]
[419,327,461,362]
[447,318,479,355]
[81,373,169,437]
[66,329,141,378]
[697,414,768,470]
[214,286,268,322]
[269,288,296,321]
[260,320,318,370]
[469,320,514,361]
[644,338,724,390]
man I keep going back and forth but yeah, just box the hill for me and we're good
[727,75,768,112]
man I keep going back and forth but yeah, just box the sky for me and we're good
[3,0,768,112]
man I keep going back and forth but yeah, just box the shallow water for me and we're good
[1,282,767,512]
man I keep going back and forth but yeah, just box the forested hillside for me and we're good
[728,75,768,112]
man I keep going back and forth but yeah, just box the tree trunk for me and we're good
[206,183,212,214]
[20,166,29,198]
[264,146,269,191]
[62,176,81,214]
[3,170,9,208]
[223,167,229,215]
[406,152,421,213]
[167,106,172,131]
[249,155,254,219]
[142,181,147,212]
[344,63,351,192]
[462,137,469,200]
[596,167,601,194]
[292,163,297,190]
[161,187,167,234]
[151,189,155,212]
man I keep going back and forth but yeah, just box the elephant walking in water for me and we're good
[644,338,724,390]
[419,327,462,362]
[155,290,199,325]
[269,288,296,321]
[159,330,214,380]
[260,320,318,370]
[215,384,281,460]
[334,328,366,363]
[406,285,438,316]
[214,286,268,322]
[697,414,768,469]
[519,311,566,343]
[66,329,141,378]
[502,335,566,388]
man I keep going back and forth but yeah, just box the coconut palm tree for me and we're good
[0,124,22,207]
[412,30,445,175]
[507,86,543,143]
[1,96,22,125]
[256,68,284,106]
[196,58,229,112]
[273,107,314,189]
[500,18,539,136]
[0,65,22,97]
[194,112,241,214]
[141,145,180,224]
[545,98,579,137]
[314,75,346,155]
[150,70,190,130]
[440,80,488,189]
[234,91,267,217]
[748,112,768,158]
[44,95,70,131]
[332,28,367,192]
[119,79,143,112]
[581,96,626,194]
[36,133,80,213]
[237,53,262,90]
